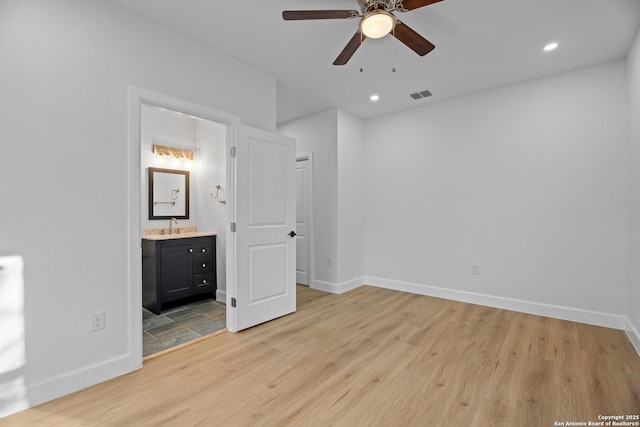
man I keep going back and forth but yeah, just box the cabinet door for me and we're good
[160,244,192,301]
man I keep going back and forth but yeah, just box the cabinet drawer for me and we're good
[193,259,214,273]
[193,244,213,261]
[193,273,215,293]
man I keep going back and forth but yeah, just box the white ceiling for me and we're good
[107,0,640,124]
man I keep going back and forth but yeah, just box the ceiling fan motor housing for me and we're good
[358,0,396,14]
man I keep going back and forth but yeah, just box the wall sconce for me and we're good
[153,144,194,170]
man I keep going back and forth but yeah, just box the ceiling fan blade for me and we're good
[333,31,366,65]
[392,22,435,56]
[397,0,444,11]
[282,10,358,20]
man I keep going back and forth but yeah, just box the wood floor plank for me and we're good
[3,285,639,426]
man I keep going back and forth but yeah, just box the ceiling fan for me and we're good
[282,0,444,65]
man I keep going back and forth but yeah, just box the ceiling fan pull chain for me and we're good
[392,25,397,73]
[360,31,365,72]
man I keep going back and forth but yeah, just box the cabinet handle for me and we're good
[202,263,206,268]
[203,279,207,284]
[189,249,193,253]
[202,248,206,253]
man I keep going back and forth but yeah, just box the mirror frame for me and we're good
[148,167,190,220]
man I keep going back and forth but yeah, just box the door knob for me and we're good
[288,231,297,238]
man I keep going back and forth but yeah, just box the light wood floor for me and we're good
[4,286,640,426]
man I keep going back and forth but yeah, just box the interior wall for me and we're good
[279,109,365,291]
[0,0,275,417]
[336,110,365,286]
[627,28,640,347]
[279,109,339,286]
[196,120,228,300]
[363,60,630,322]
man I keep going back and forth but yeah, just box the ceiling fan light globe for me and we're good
[360,11,395,39]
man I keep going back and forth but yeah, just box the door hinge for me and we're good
[231,297,236,308]
[230,222,236,232]
[230,146,236,157]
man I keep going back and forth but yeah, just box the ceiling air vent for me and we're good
[410,89,433,100]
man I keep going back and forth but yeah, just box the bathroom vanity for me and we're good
[142,233,216,315]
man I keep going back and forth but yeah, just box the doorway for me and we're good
[139,104,229,356]
[128,87,298,363]
[127,86,241,363]
[296,154,314,287]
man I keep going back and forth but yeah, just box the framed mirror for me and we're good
[149,167,190,220]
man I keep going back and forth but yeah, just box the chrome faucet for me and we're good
[169,217,178,234]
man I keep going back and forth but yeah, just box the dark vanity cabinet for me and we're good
[142,235,216,314]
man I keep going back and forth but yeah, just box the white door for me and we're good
[295,158,310,285]
[229,125,297,332]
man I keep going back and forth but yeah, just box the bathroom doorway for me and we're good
[128,87,297,362]
[139,104,230,357]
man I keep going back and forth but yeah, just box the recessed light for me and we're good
[370,94,380,102]
[543,42,558,52]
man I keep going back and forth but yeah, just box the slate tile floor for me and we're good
[143,298,226,357]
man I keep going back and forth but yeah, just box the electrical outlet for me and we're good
[471,264,480,275]
[91,311,105,331]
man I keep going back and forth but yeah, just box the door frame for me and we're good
[128,86,240,365]
[296,152,315,288]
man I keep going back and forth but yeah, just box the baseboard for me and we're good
[216,289,226,303]
[1,352,139,419]
[365,276,628,331]
[311,277,364,294]
[626,318,640,357]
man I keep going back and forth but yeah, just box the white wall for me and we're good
[628,28,640,351]
[364,61,630,326]
[279,109,339,285]
[195,120,228,300]
[0,0,275,417]
[279,109,366,292]
[337,111,365,286]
